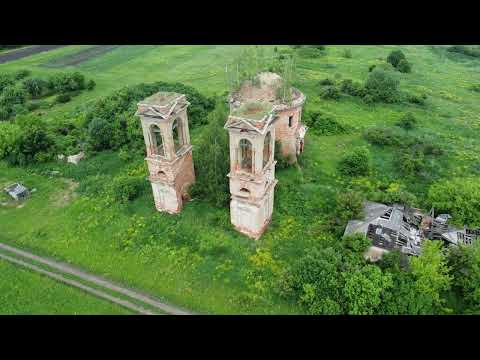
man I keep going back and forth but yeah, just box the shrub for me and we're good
[396,112,418,131]
[14,69,31,80]
[296,47,324,58]
[342,48,352,58]
[338,146,371,177]
[5,115,55,165]
[12,104,28,116]
[363,68,400,103]
[48,72,86,93]
[340,79,364,97]
[364,126,402,146]
[304,111,347,135]
[387,50,407,68]
[87,118,115,151]
[86,79,96,91]
[0,73,16,93]
[319,86,341,100]
[274,140,292,169]
[0,84,27,107]
[0,122,21,159]
[407,93,427,105]
[470,84,480,93]
[447,45,480,58]
[397,59,412,73]
[0,107,10,121]
[55,93,71,104]
[108,175,145,204]
[22,77,46,98]
[399,148,425,176]
[428,177,480,227]
[319,78,335,86]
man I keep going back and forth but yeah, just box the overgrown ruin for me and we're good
[136,92,195,214]
[136,72,306,240]
[344,201,480,261]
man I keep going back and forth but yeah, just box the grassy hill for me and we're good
[1,45,479,314]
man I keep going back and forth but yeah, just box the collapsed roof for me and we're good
[225,72,306,135]
[136,92,189,120]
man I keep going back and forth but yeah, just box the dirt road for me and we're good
[0,242,194,315]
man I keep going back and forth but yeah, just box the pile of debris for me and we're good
[344,201,479,261]
[4,183,30,201]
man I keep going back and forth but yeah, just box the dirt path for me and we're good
[0,242,194,315]
[40,45,119,68]
[0,252,154,315]
[0,45,67,64]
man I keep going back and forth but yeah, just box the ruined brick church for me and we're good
[136,72,307,239]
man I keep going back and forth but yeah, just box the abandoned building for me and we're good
[229,72,307,163]
[224,72,307,239]
[224,100,278,239]
[344,201,480,261]
[135,73,307,240]
[4,183,30,201]
[136,92,195,214]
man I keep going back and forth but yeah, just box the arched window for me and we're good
[239,139,253,173]
[263,132,271,168]
[151,125,164,156]
[172,118,185,154]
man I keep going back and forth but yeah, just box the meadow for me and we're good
[0,45,479,314]
[0,258,132,315]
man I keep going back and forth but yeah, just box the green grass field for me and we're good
[0,259,132,315]
[1,45,479,314]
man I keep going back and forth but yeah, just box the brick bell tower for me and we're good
[136,92,195,214]
[225,102,278,239]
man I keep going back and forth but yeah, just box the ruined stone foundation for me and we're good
[230,180,277,240]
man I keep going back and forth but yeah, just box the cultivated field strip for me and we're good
[0,45,68,64]
[40,45,120,68]
[0,242,193,315]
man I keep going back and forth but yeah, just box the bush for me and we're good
[0,73,16,93]
[399,148,425,176]
[407,93,427,105]
[396,112,418,131]
[22,77,46,98]
[338,146,371,177]
[447,45,480,58]
[47,72,86,93]
[342,49,352,58]
[397,59,412,73]
[55,93,71,104]
[364,126,402,146]
[0,107,10,121]
[363,68,400,103]
[14,69,31,80]
[0,122,21,159]
[387,50,407,68]
[87,118,115,151]
[340,79,364,97]
[86,79,96,91]
[470,84,480,93]
[5,115,55,165]
[304,111,347,135]
[319,86,341,100]
[0,84,27,107]
[319,78,335,86]
[428,177,480,227]
[12,104,28,116]
[108,175,145,204]
[274,140,293,169]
